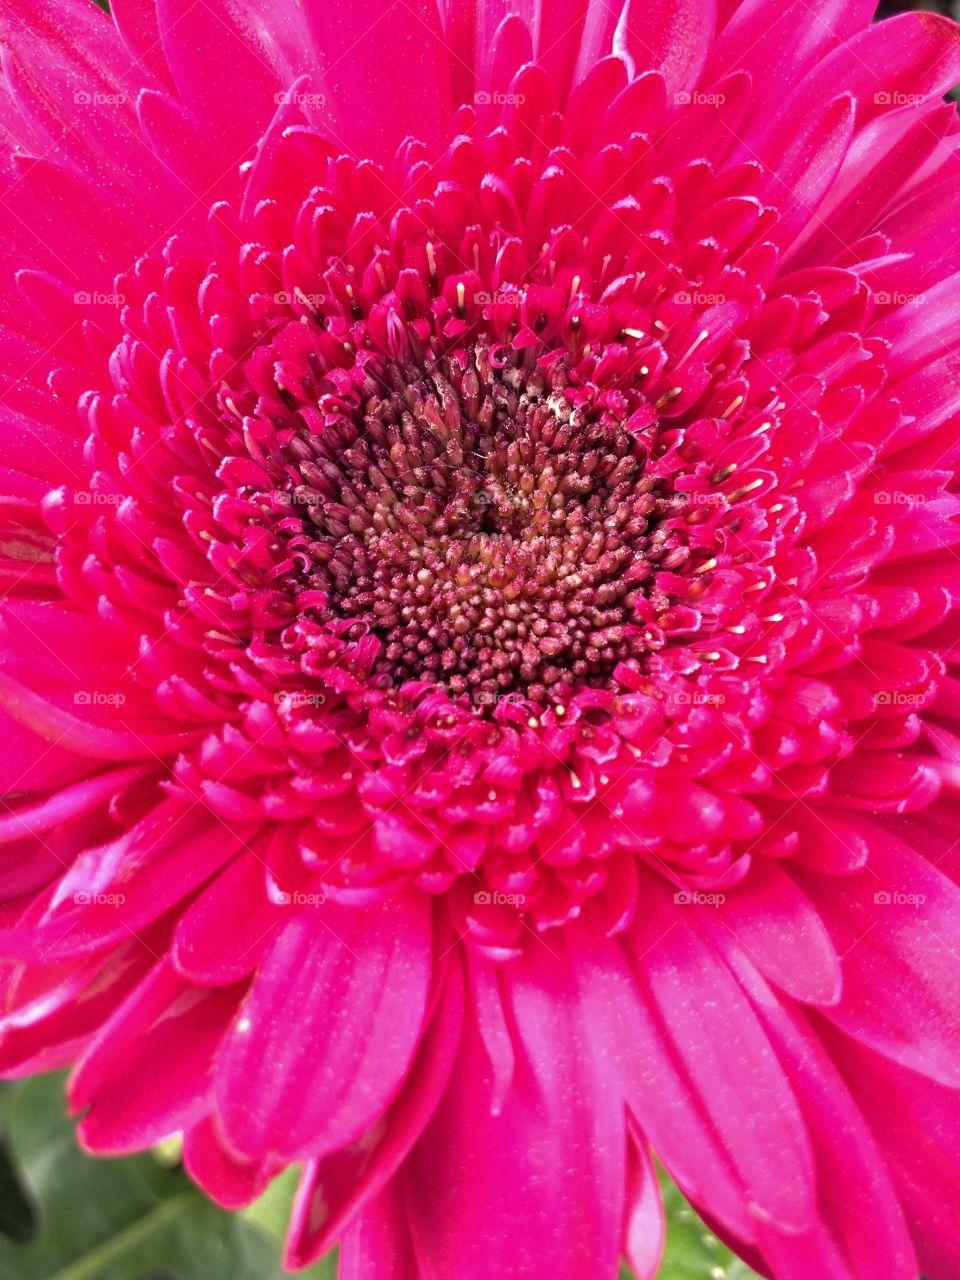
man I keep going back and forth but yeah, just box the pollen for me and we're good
[274,342,701,707]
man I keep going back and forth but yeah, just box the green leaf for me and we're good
[1,1072,764,1280]
[0,1073,335,1280]
[0,1133,36,1244]
[240,1168,338,1279]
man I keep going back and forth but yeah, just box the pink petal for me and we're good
[171,854,282,985]
[826,1027,960,1280]
[622,1134,665,1280]
[302,0,453,157]
[713,858,841,1004]
[799,821,960,1086]
[0,933,155,1074]
[155,0,300,159]
[216,893,432,1161]
[753,93,855,250]
[704,0,873,126]
[0,708,97,793]
[339,1178,421,1280]
[789,103,953,267]
[184,1113,277,1209]
[721,948,917,1280]
[574,926,754,1240]
[782,9,960,136]
[624,876,816,1234]
[614,0,716,98]
[111,0,174,87]
[286,957,464,1267]
[70,958,243,1153]
[0,803,249,962]
[0,763,149,844]
[873,269,960,376]
[407,940,626,1280]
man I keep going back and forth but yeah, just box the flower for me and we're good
[1,0,960,1274]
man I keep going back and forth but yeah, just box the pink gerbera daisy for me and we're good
[2,0,960,1275]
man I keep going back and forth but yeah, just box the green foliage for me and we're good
[620,1172,762,1280]
[0,1073,767,1280]
[0,1074,335,1280]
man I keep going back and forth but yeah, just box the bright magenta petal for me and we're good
[216,895,432,1162]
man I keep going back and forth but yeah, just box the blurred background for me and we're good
[0,1073,759,1280]
[0,0,950,1277]
[878,0,956,14]
[885,0,957,11]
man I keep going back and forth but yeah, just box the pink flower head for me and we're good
[2,0,960,1275]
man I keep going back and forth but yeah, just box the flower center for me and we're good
[283,342,686,705]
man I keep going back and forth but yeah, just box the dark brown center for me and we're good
[283,343,683,705]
